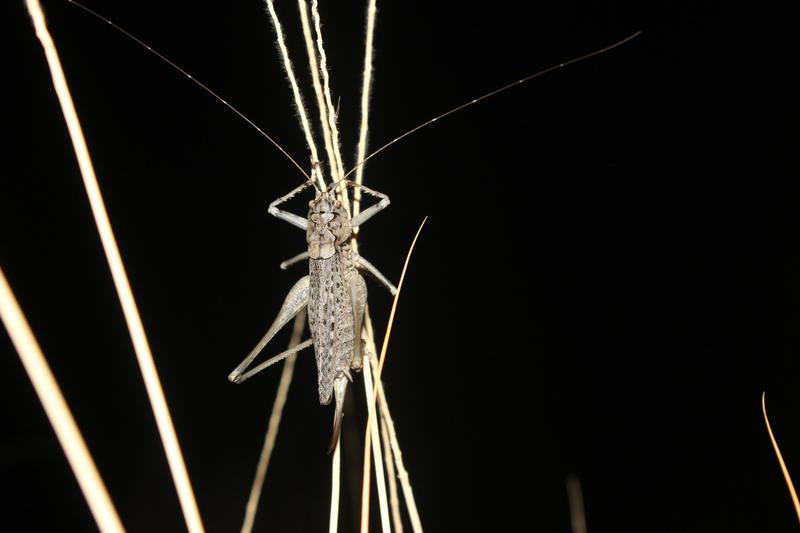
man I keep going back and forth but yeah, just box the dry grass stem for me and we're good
[0,269,125,533]
[374,377,423,533]
[263,0,325,190]
[359,315,377,531]
[240,310,307,533]
[24,2,205,531]
[361,219,427,532]
[353,0,378,220]
[762,393,800,523]
[297,0,339,183]
[310,0,347,200]
[361,354,392,533]
[381,413,403,533]
[373,218,426,381]
[329,433,342,533]
[565,474,588,533]
[365,315,422,533]
[360,330,420,533]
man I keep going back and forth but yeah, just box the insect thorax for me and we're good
[306,192,353,260]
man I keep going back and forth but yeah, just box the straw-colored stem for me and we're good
[0,269,126,533]
[360,317,428,532]
[359,315,377,531]
[353,24,377,514]
[310,0,347,205]
[373,218,425,380]
[360,219,426,532]
[762,393,800,523]
[263,0,325,190]
[361,354,391,533]
[297,0,338,183]
[364,313,423,533]
[329,433,342,533]
[353,0,378,221]
[373,371,423,533]
[240,310,306,533]
[565,474,588,533]
[381,410,403,533]
[24,3,205,531]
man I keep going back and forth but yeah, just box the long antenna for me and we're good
[343,31,642,180]
[66,0,310,180]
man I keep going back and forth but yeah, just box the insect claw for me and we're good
[228,371,242,384]
[343,369,353,382]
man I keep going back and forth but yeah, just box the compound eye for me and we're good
[308,200,314,208]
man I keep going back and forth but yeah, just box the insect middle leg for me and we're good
[354,254,397,295]
[228,275,311,383]
[280,251,396,296]
[280,251,310,270]
[348,183,390,228]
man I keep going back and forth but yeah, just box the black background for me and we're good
[4,1,800,531]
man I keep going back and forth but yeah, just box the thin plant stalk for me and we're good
[762,393,800,523]
[360,219,427,532]
[329,433,342,533]
[297,0,339,183]
[364,315,423,533]
[361,353,391,533]
[264,0,326,190]
[373,372,423,533]
[381,412,403,533]
[0,269,125,533]
[565,474,588,533]
[360,316,376,530]
[24,2,205,531]
[240,310,307,533]
[348,4,389,528]
[310,0,346,198]
[373,219,426,380]
[353,0,378,221]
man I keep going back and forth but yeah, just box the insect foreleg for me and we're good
[268,181,315,230]
[228,275,310,383]
[349,184,390,228]
[354,254,397,295]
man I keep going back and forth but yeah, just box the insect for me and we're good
[226,174,397,450]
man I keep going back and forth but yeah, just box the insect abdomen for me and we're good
[308,255,353,404]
